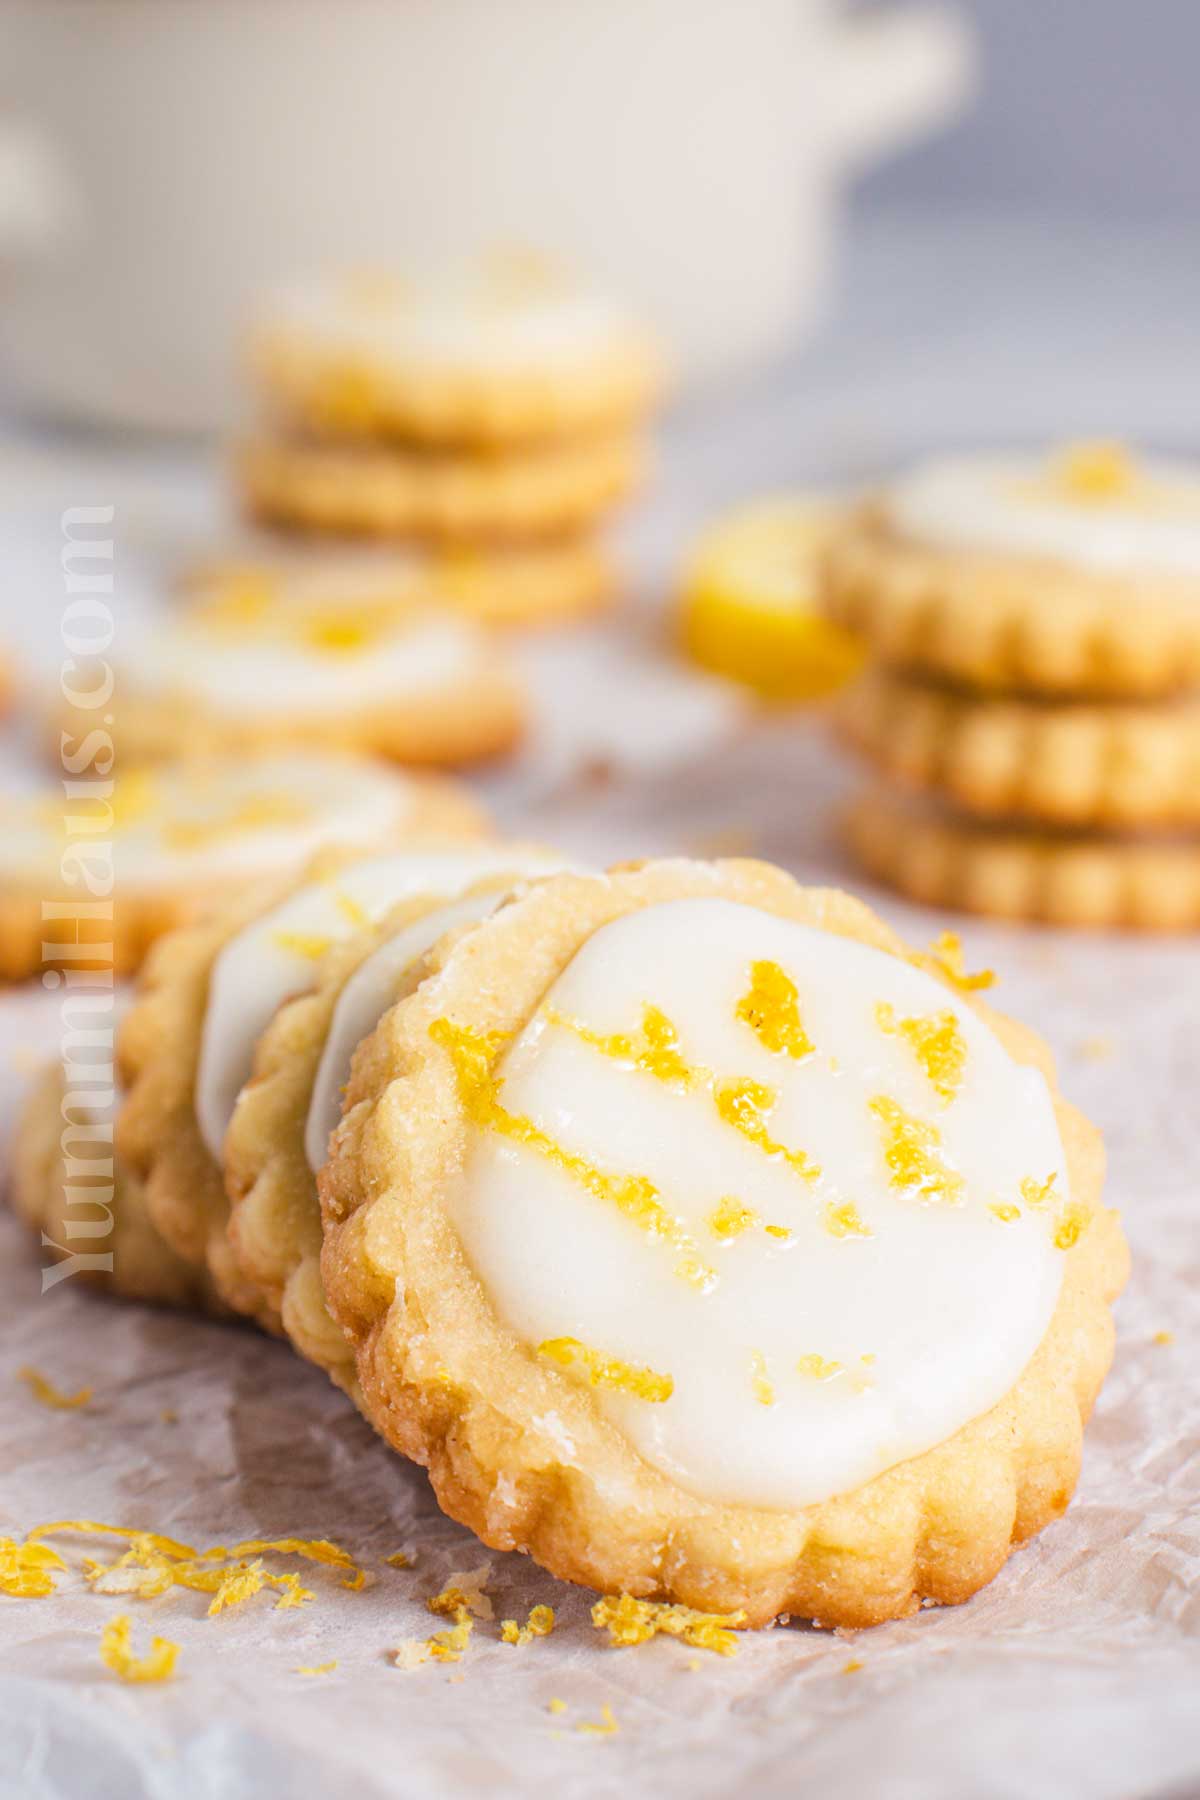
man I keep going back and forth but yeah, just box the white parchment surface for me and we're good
[1,720,1197,1800]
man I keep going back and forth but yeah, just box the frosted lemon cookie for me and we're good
[248,262,663,447]
[319,859,1127,1628]
[224,847,569,1380]
[679,497,861,701]
[825,444,1200,697]
[0,753,434,981]
[847,785,1200,931]
[10,1063,225,1313]
[117,842,576,1324]
[237,429,644,545]
[839,666,1200,828]
[69,583,524,769]
[184,536,615,633]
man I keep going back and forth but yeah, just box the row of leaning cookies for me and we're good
[827,442,1200,931]
[11,832,1128,1629]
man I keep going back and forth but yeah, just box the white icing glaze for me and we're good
[187,545,428,612]
[1,755,413,890]
[448,897,1068,1512]
[122,603,486,718]
[196,846,563,1163]
[306,884,537,1173]
[884,452,1200,578]
[266,269,647,375]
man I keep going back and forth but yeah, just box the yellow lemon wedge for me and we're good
[678,497,862,702]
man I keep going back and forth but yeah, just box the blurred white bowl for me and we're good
[0,0,972,433]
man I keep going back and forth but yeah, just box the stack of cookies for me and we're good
[39,263,665,781]
[826,443,1200,930]
[237,256,664,627]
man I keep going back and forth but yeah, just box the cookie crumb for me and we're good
[428,1565,493,1622]
[18,1366,92,1410]
[929,930,995,993]
[577,1703,619,1737]
[431,1613,474,1662]
[592,1593,746,1656]
[500,1605,556,1646]
[99,1614,178,1684]
[0,1537,67,1598]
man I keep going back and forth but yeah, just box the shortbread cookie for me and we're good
[430,539,615,629]
[224,849,568,1380]
[61,584,525,769]
[248,262,663,447]
[319,859,1127,1628]
[118,843,564,1324]
[680,496,862,701]
[847,786,1200,930]
[824,444,1200,698]
[838,667,1200,828]
[183,536,615,633]
[10,1063,224,1313]
[237,429,644,544]
[0,753,433,981]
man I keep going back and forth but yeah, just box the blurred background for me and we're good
[684,0,1200,503]
[2,0,1198,458]
[1,0,1199,809]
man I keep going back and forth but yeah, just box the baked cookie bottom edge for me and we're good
[9,1062,227,1314]
[251,331,663,451]
[824,515,1200,700]
[837,665,1200,829]
[236,430,646,544]
[846,783,1200,930]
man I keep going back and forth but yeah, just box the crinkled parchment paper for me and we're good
[1,722,1197,1800]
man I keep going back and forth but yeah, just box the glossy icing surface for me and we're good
[884,446,1200,578]
[123,588,487,717]
[444,898,1069,1510]
[305,859,567,1172]
[3,755,413,889]
[197,846,556,1161]
[266,263,649,375]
